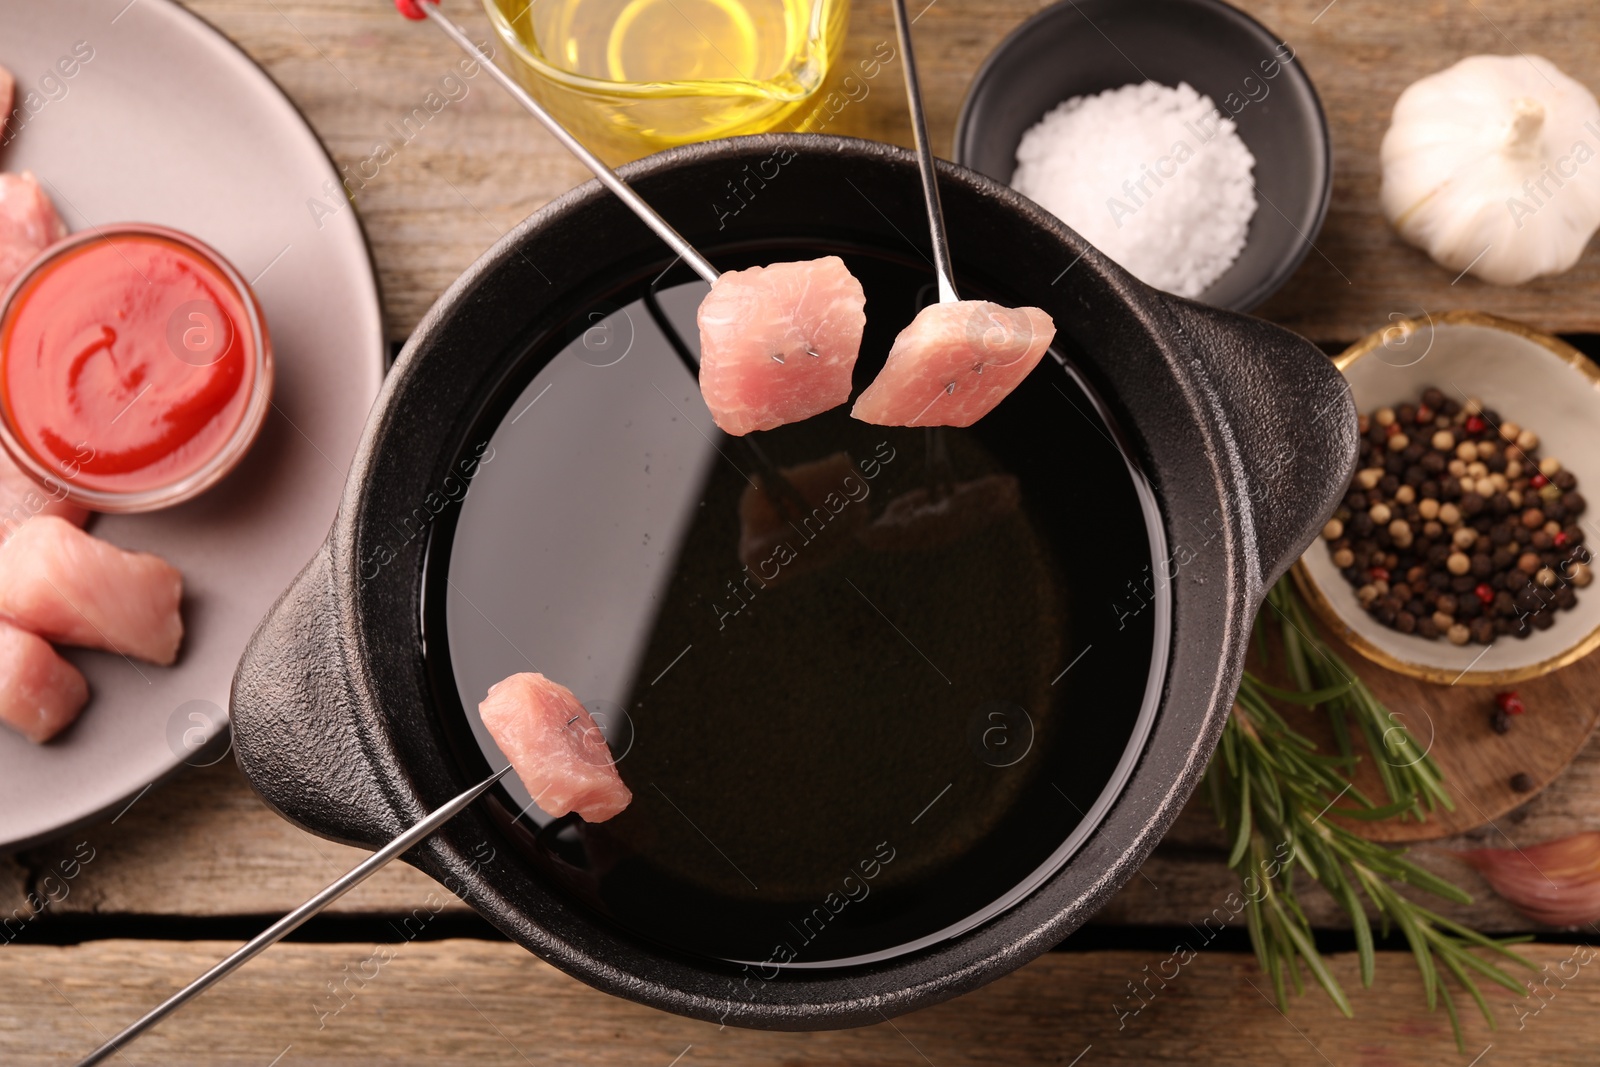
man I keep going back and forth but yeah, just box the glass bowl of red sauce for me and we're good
[0,224,272,513]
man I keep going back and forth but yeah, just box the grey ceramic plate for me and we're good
[0,0,384,850]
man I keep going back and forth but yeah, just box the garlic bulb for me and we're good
[1380,55,1600,285]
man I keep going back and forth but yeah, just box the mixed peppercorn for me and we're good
[1326,387,1592,645]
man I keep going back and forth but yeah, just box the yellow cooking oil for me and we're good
[483,0,849,162]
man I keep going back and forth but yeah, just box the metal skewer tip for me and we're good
[74,764,514,1067]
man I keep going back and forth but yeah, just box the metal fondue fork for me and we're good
[74,765,512,1067]
[416,0,720,288]
[890,0,959,305]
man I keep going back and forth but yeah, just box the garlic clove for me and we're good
[1455,830,1600,928]
[1380,54,1600,286]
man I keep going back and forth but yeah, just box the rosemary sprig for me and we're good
[1207,579,1538,1049]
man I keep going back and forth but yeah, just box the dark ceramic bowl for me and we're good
[953,0,1331,311]
[230,135,1354,1029]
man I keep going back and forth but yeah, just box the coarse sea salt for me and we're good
[1011,81,1257,299]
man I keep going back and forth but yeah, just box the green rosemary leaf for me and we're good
[1437,978,1465,1053]
[1229,773,1253,868]
[1437,950,1495,1033]
[1443,941,1534,998]
[1247,678,1356,706]
[1320,857,1375,988]
[1386,863,1476,906]
[1325,797,1426,821]
[1280,914,1351,1016]
[1389,899,1440,1009]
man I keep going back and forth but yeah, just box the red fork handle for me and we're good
[395,0,438,20]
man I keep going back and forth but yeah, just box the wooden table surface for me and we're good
[8,0,1600,1063]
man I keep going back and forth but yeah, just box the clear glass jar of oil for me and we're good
[482,0,850,164]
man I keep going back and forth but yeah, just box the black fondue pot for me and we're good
[231,134,1355,1029]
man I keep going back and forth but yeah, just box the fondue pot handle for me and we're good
[230,546,408,850]
[1162,297,1358,593]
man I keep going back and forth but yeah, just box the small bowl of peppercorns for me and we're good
[1293,310,1600,687]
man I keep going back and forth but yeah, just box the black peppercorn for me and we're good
[1510,772,1534,793]
[1491,708,1512,734]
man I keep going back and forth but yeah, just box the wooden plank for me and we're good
[180,0,1600,345]
[5,939,1591,1066]
[5,760,461,921]
[4,732,1592,933]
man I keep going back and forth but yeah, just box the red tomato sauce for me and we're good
[0,232,257,495]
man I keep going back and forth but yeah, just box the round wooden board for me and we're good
[1257,630,1600,843]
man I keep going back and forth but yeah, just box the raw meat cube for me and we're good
[479,672,632,823]
[696,256,867,435]
[0,172,67,291]
[0,515,183,665]
[0,619,88,743]
[852,301,1055,427]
